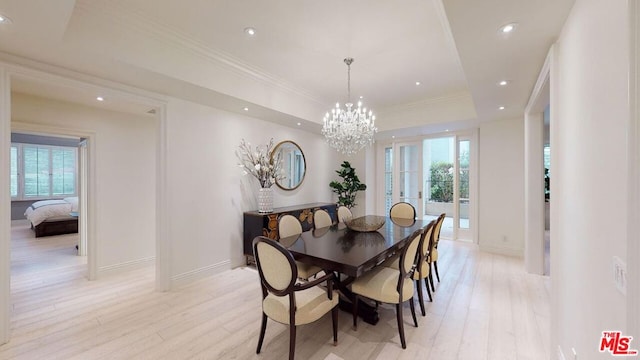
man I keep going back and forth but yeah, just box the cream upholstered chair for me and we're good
[427,213,446,291]
[385,220,436,316]
[351,228,423,349]
[313,209,333,228]
[337,206,353,223]
[253,237,338,360]
[389,202,416,220]
[278,214,322,280]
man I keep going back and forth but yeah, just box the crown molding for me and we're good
[74,0,324,107]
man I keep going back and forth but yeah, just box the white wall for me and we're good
[552,0,629,357]
[478,117,525,256]
[11,93,156,272]
[164,98,338,280]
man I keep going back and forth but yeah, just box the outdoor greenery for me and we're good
[429,161,469,203]
[329,161,367,209]
[429,162,454,202]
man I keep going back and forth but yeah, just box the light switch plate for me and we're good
[612,256,627,295]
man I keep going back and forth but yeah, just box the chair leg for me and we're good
[434,261,440,282]
[409,298,418,328]
[352,296,359,330]
[289,323,296,360]
[429,267,436,292]
[396,303,407,349]
[332,306,338,345]
[416,279,426,316]
[257,313,268,354]
[425,277,432,302]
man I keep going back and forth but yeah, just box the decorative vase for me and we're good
[257,187,274,213]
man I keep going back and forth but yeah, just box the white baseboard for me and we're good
[98,256,155,277]
[170,260,231,289]
[479,245,523,257]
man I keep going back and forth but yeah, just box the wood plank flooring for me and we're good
[2,226,551,359]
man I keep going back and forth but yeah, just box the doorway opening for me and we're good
[10,132,87,279]
[380,132,477,242]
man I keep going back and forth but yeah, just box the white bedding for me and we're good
[24,197,77,226]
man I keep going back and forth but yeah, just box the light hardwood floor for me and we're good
[1,228,551,360]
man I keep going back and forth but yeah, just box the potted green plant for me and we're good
[329,161,366,209]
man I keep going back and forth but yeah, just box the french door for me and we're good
[381,132,476,242]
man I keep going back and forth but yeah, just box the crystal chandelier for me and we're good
[322,58,377,156]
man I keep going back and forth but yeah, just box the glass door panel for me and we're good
[396,142,422,216]
[424,137,454,238]
[458,140,470,230]
[384,147,393,215]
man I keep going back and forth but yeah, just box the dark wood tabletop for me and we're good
[280,216,428,278]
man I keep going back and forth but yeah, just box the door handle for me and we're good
[419,191,422,199]
[400,191,404,197]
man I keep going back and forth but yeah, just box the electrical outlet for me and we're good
[612,256,627,295]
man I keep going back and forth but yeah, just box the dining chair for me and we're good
[253,236,339,360]
[350,228,423,349]
[278,214,322,280]
[384,220,436,316]
[313,209,333,228]
[337,206,353,223]
[428,213,446,291]
[389,202,416,220]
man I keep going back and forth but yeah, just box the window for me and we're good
[10,146,17,197]
[11,143,78,200]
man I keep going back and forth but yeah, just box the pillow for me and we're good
[64,197,79,212]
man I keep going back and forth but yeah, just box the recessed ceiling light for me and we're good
[498,80,508,86]
[0,14,12,24]
[296,122,301,126]
[392,136,395,139]
[415,81,421,86]
[244,27,256,36]
[359,95,364,99]
[96,96,104,102]
[445,129,450,132]
[499,23,517,34]
[499,106,505,110]
[243,107,249,111]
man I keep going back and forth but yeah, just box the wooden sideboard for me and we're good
[243,202,337,262]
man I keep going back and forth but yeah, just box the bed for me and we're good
[24,197,79,238]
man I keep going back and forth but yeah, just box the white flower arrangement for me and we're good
[236,138,284,188]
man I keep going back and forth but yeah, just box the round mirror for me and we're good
[273,140,306,190]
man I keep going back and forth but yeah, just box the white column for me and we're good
[0,67,10,344]
[524,112,545,274]
[155,104,171,291]
[628,0,640,338]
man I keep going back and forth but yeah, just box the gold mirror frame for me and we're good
[273,140,306,191]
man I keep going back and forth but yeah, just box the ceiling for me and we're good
[0,0,575,138]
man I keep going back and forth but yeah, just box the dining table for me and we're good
[278,215,429,325]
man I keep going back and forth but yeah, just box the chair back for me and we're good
[390,202,416,220]
[398,228,423,277]
[278,214,302,238]
[337,206,353,223]
[313,209,333,228]
[433,213,445,248]
[419,220,436,260]
[413,220,436,279]
[253,237,297,296]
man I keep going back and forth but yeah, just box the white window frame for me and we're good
[10,142,78,201]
